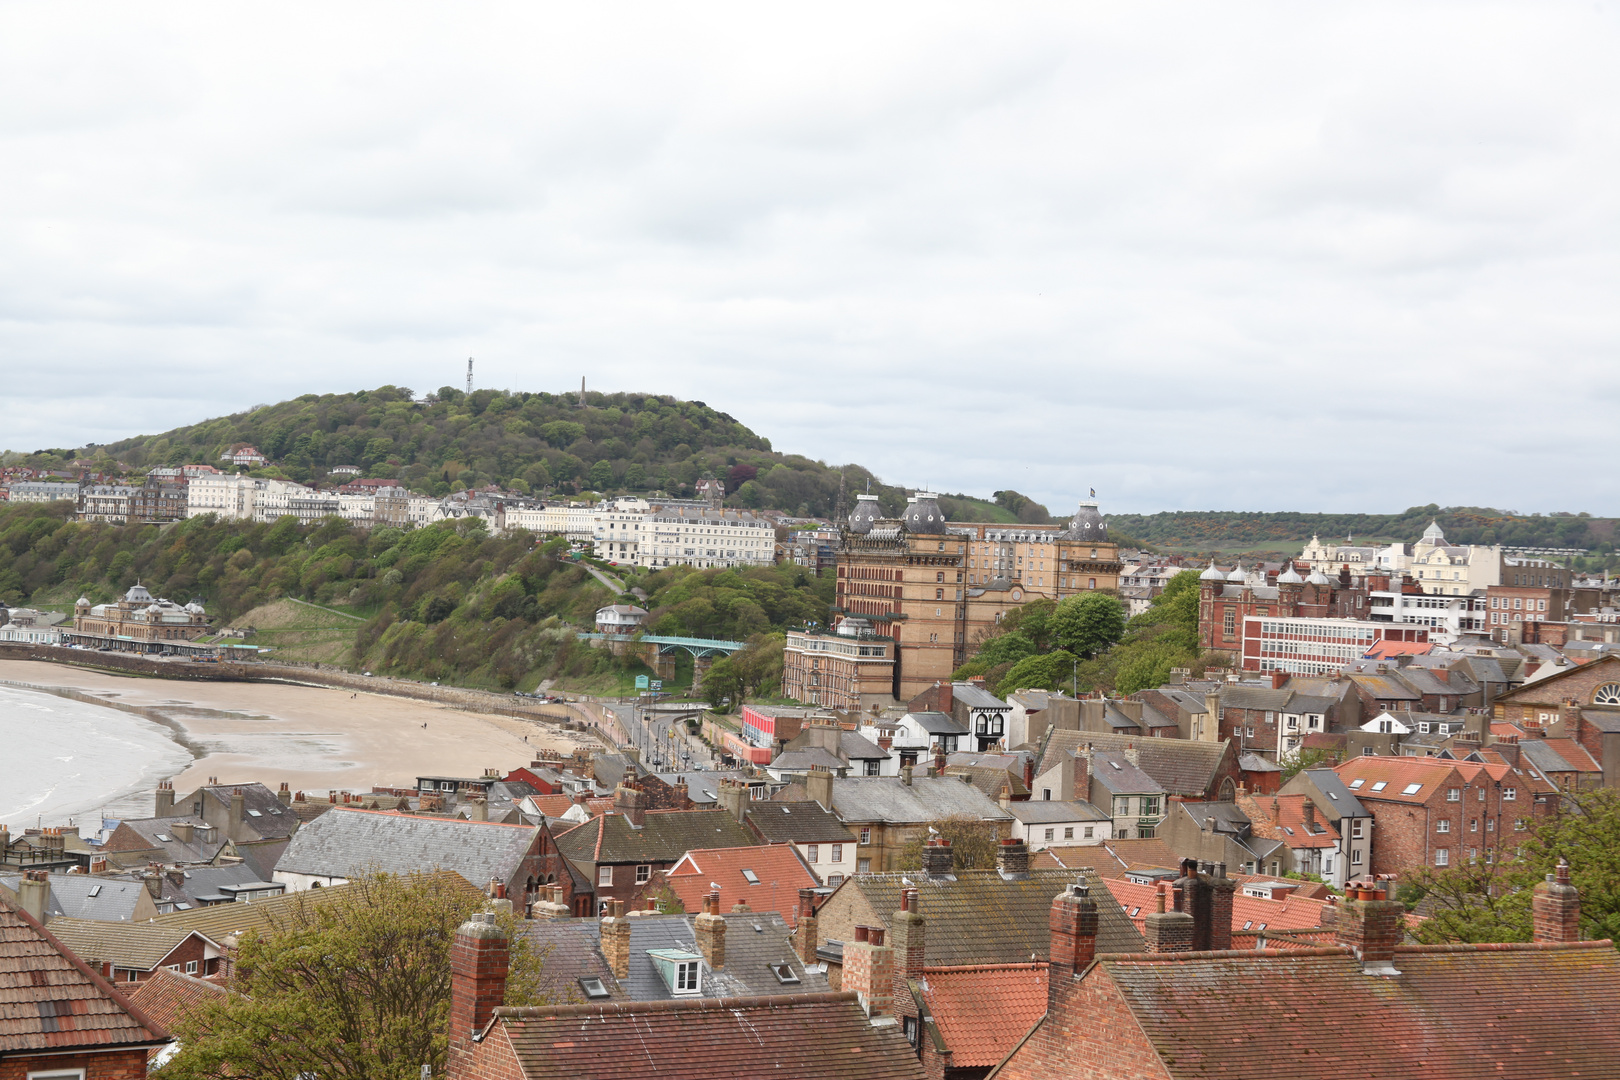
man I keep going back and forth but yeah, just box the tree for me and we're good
[1278,746,1336,783]
[701,656,744,711]
[1406,788,1620,946]
[588,459,613,491]
[997,648,1078,696]
[1051,593,1126,659]
[160,872,550,1080]
[895,815,1001,871]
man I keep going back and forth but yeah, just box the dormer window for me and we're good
[648,949,703,995]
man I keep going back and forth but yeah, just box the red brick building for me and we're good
[992,867,1620,1080]
[0,897,171,1079]
[1198,562,1376,654]
[1330,755,1551,877]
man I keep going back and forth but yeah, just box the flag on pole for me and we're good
[1090,488,1096,498]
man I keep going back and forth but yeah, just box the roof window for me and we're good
[1402,783,1423,795]
[1370,782,1388,792]
[1326,791,1338,800]
[578,977,611,1000]
[87,885,102,897]
[742,869,760,884]
[1243,920,1253,930]
[1348,780,1365,790]
[156,834,173,842]
[770,963,801,985]
[247,809,262,817]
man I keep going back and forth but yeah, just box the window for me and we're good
[1470,819,1478,832]
[827,873,844,886]
[1138,825,1156,839]
[26,1070,86,1080]
[1402,783,1423,796]
[1435,848,1450,867]
[903,1015,918,1046]
[1083,826,1094,839]
[1349,779,1365,789]
[1351,820,1364,838]
[185,960,199,974]
[578,977,611,999]
[1515,819,1528,831]
[1447,788,1461,802]
[676,960,700,992]
[1042,788,1052,800]
[598,866,613,887]
[1504,787,1516,801]
[636,864,651,884]
[1352,849,1363,865]
[1436,820,1450,833]
[807,844,819,863]
[859,828,871,845]
[857,858,871,873]
[1487,817,1495,831]
[1370,781,1388,792]
[1064,826,1074,839]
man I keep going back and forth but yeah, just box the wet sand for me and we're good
[0,659,592,815]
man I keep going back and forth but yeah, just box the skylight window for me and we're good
[770,963,801,985]
[247,809,262,817]
[1282,827,1294,835]
[1129,907,1141,918]
[1402,783,1423,796]
[156,834,172,842]
[1256,923,1267,931]
[1370,782,1388,792]
[87,885,102,897]
[1110,761,1123,769]
[578,977,611,1000]
[742,869,760,884]
[1326,791,1338,800]
[1243,921,1253,930]
[1348,780,1364,790]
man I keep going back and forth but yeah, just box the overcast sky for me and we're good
[2,2,1616,516]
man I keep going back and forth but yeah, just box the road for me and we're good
[604,699,719,773]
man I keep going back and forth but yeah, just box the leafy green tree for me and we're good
[701,656,744,711]
[896,815,1001,871]
[588,459,613,491]
[1051,593,1126,659]
[160,871,550,1080]
[997,648,1078,696]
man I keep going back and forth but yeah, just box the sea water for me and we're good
[0,682,192,831]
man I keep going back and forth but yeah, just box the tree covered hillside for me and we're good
[0,502,829,691]
[1106,505,1612,554]
[14,385,1054,524]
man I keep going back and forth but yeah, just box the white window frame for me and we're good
[29,1070,86,1080]
[598,865,613,887]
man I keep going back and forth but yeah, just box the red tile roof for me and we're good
[663,846,818,927]
[1364,640,1434,659]
[1334,756,1465,802]
[124,967,228,1059]
[1238,793,1340,850]
[1089,943,1620,1079]
[919,964,1046,1068]
[491,992,927,1079]
[0,897,170,1054]
[1538,738,1602,773]
[1102,879,1330,938]
[1031,839,1181,877]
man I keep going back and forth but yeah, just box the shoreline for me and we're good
[0,659,598,826]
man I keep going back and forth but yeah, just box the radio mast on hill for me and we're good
[466,358,474,396]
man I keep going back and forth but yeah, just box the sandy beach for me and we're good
[0,659,594,826]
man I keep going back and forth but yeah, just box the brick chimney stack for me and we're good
[614,783,646,828]
[1048,881,1099,1006]
[1533,859,1581,943]
[1144,881,1194,953]
[921,838,954,879]
[229,788,246,843]
[794,888,819,965]
[891,888,925,994]
[997,838,1030,879]
[695,891,726,971]
[154,780,175,818]
[600,899,631,978]
[1336,879,1405,975]
[17,870,48,924]
[716,779,747,823]
[1560,700,1584,744]
[806,766,834,811]
[533,884,571,921]
[844,925,894,1019]
[449,911,509,1074]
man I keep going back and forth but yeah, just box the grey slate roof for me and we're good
[1140,704,1180,730]
[952,683,1011,711]
[650,771,757,806]
[1040,731,1232,797]
[906,711,968,735]
[838,730,890,761]
[0,873,150,922]
[1300,769,1369,819]
[1237,753,1282,773]
[829,777,1013,825]
[1284,695,1339,716]
[110,817,228,864]
[840,867,1143,963]
[769,748,849,773]
[745,802,856,845]
[274,809,537,887]
[1004,800,1110,824]
[553,809,757,868]
[519,912,827,1001]
[1088,751,1163,796]
[1220,686,1294,712]
[179,783,300,841]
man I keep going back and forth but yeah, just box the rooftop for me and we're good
[663,846,819,927]
[275,808,540,887]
